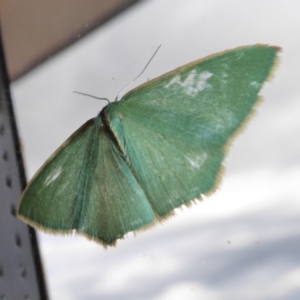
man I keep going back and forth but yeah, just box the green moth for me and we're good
[18,45,280,247]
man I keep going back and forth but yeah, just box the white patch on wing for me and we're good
[196,71,213,92]
[164,70,213,96]
[44,166,63,186]
[164,75,181,89]
[187,153,208,170]
[56,181,69,196]
[182,70,197,95]
[250,81,261,88]
[213,109,236,132]
[221,72,229,84]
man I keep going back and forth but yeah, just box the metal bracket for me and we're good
[0,30,48,300]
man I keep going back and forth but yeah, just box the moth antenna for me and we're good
[73,91,110,104]
[114,45,161,102]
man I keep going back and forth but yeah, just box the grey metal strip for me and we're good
[0,29,48,300]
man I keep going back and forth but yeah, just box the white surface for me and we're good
[12,0,300,299]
